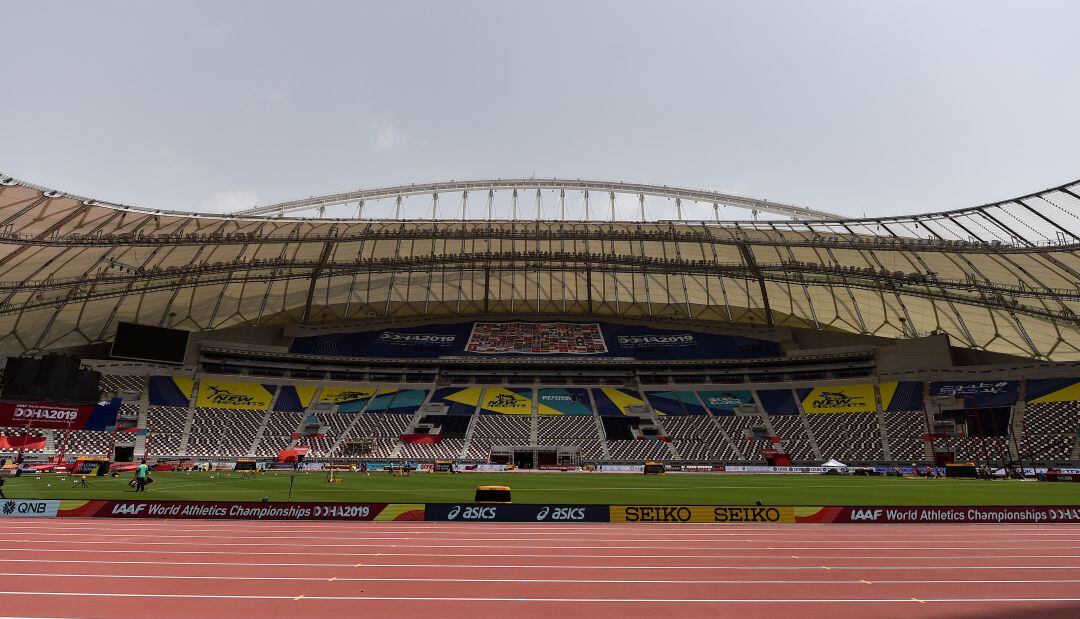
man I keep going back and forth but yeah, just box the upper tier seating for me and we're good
[882,411,926,462]
[1022,402,1078,464]
[99,375,147,395]
[769,415,815,461]
[805,412,885,462]
[661,416,740,461]
[187,408,264,457]
[607,440,672,461]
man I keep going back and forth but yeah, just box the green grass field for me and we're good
[6,471,1080,505]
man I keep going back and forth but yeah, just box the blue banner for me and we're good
[290,321,780,360]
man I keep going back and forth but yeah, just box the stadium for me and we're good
[2,172,1080,617]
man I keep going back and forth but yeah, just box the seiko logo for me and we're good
[623,506,693,522]
[446,505,497,520]
[851,509,884,521]
[711,507,782,523]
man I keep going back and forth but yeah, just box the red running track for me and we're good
[0,519,1079,618]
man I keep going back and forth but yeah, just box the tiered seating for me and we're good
[398,439,465,459]
[805,413,885,462]
[661,416,739,461]
[1022,402,1078,464]
[882,411,926,462]
[299,413,356,457]
[607,440,672,461]
[536,416,604,459]
[939,436,1010,463]
[464,415,532,459]
[65,430,112,456]
[99,375,147,395]
[184,408,262,455]
[711,415,758,459]
[256,412,305,457]
[769,415,815,461]
[338,414,411,457]
[146,406,189,455]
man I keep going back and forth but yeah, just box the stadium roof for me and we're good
[2,171,1080,360]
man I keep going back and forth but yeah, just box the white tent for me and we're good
[821,458,847,468]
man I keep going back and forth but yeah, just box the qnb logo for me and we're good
[2,501,15,515]
[851,508,884,521]
[537,506,586,521]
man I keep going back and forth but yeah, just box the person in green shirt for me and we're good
[133,461,149,492]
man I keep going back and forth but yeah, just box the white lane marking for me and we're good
[0,591,1078,603]
[0,546,1077,560]
[1,573,1080,585]
[5,539,1079,552]
[0,558,1077,570]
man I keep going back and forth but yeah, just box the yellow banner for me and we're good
[599,387,646,415]
[1030,380,1080,403]
[196,381,275,410]
[480,387,533,414]
[319,386,377,404]
[801,384,876,413]
[610,505,795,524]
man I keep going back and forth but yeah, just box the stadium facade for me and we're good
[0,172,1078,468]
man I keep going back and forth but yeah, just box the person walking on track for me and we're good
[134,460,150,492]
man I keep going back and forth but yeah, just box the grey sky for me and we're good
[2,0,1079,218]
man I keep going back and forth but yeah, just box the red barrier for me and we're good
[0,435,46,450]
[797,505,1080,524]
[59,500,424,521]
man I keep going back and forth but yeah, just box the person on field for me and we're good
[134,460,149,492]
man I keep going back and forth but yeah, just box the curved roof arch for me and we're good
[1,170,1080,360]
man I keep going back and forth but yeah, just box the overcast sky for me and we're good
[2,0,1079,218]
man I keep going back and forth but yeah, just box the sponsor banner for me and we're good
[318,386,377,412]
[536,388,592,415]
[698,390,753,414]
[0,398,121,431]
[1025,377,1080,404]
[273,385,318,413]
[798,384,876,414]
[479,387,533,415]
[0,499,59,518]
[798,506,1080,524]
[880,381,925,412]
[58,500,423,521]
[148,376,195,407]
[365,388,428,414]
[592,387,647,416]
[196,381,276,410]
[611,505,796,523]
[645,391,707,416]
[597,464,644,472]
[757,389,799,414]
[929,380,1019,407]
[426,503,609,522]
[452,464,513,472]
[601,324,780,360]
[723,466,836,474]
[290,321,780,360]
